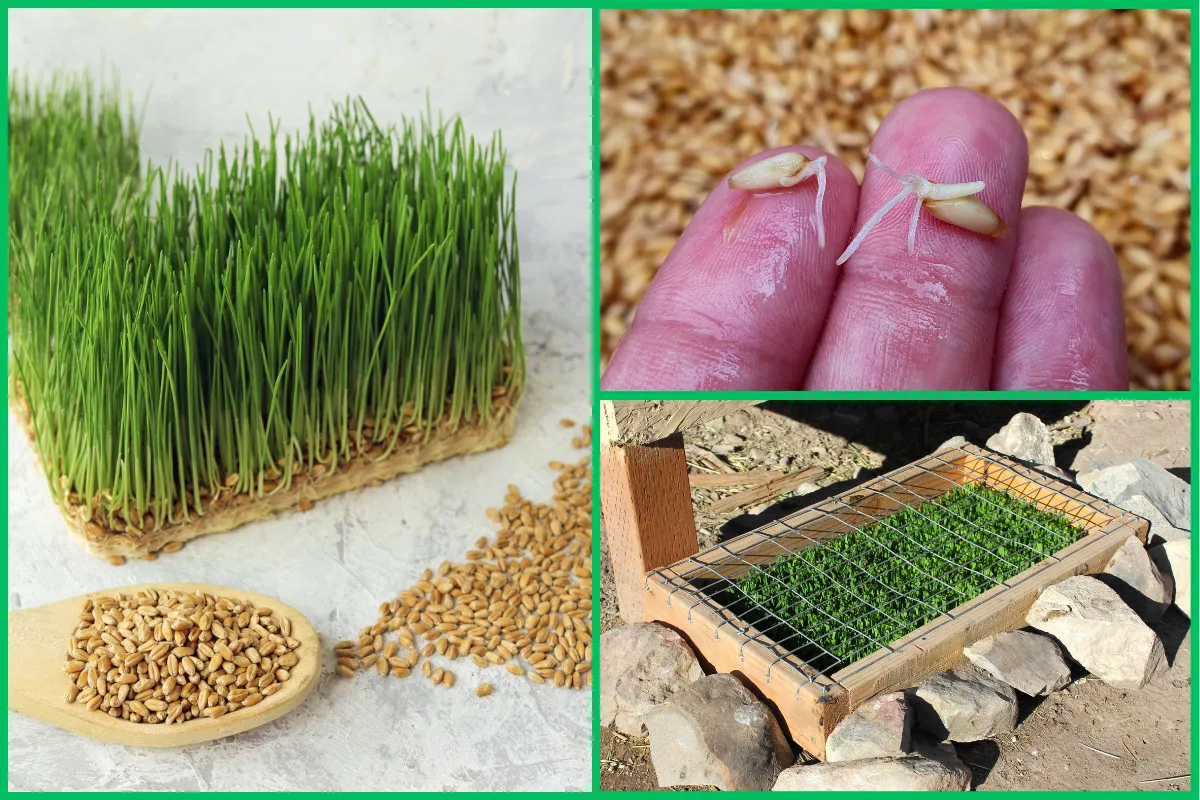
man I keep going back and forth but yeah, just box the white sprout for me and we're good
[835,153,987,266]
[728,153,829,248]
[794,156,827,248]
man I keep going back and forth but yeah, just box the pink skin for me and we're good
[602,146,859,390]
[601,88,1130,391]
[992,207,1128,389]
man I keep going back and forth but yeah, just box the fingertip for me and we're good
[993,205,1129,390]
[806,89,1030,390]
[869,87,1028,235]
[1018,206,1121,282]
[600,143,861,390]
[885,88,1028,158]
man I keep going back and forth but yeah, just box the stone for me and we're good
[1026,575,1168,689]
[986,413,1055,467]
[909,663,1018,742]
[645,674,791,791]
[599,622,703,735]
[772,755,971,791]
[1076,460,1190,534]
[826,692,912,762]
[963,630,1072,696]
[1123,494,1190,544]
[1100,535,1174,621]
[1149,541,1190,618]
[911,735,968,774]
[937,435,968,451]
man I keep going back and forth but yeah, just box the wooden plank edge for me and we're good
[708,466,828,514]
[689,470,782,488]
[645,571,844,760]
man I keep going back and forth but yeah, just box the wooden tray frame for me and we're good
[642,443,1148,761]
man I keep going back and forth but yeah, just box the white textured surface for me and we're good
[8,8,591,792]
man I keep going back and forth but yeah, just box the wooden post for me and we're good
[598,399,761,622]
[600,436,698,623]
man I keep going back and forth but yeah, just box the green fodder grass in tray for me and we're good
[717,483,1086,674]
[9,72,522,551]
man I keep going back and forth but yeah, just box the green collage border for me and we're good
[591,3,1197,797]
[2,3,1197,795]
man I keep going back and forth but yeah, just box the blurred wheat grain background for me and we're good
[600,9,1191,390]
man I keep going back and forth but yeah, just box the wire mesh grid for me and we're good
[647,446,1121,694]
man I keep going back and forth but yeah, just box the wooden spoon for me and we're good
[8,582,321,747]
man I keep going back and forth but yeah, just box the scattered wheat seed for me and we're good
[334,432,591,696]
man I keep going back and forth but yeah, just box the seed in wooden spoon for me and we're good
[66,588,299,724]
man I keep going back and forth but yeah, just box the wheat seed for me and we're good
[334,429,593,697]
[67,589,297,724]
[331,424,592,700]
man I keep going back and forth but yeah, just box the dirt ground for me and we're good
[599,400,1191,791]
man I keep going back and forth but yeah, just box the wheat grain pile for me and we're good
[66,589,299,724]
[600,9,1191,390]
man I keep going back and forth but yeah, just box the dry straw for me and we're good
[66,589,298,724]
[600,9,1190,389]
